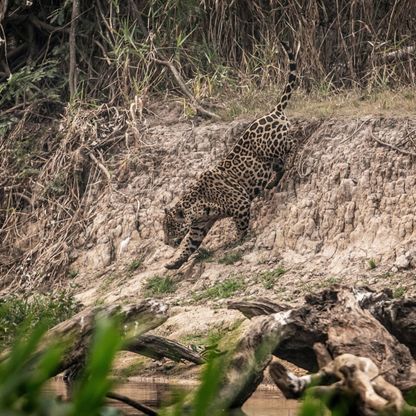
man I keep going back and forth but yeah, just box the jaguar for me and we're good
[163,41,297,269]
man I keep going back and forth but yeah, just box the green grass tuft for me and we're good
[368,259,377,270]
[258,267,286,289]
[393,286,407,299]
[144,276,177,297]
[128,258,143,272]
[193,278,244,301]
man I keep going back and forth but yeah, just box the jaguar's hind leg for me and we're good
[165,220,215,269]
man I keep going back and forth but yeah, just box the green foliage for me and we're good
[298,386,356,416]
[193,278,244,301]
[0,292,80,349]
[0,60,62,107]
[0,115,19,138]
[0,317,122,416]
[46,173,67,197]
[71,318,123,415]
[258,267,286,289]
[218,251,243,265]
[144,276,177,297]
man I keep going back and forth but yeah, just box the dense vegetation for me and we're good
[1,0,414,107]
[0,292,80,349]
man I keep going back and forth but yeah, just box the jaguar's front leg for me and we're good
[266,168,284,189]
[233,209,251,242]
[165,221,213,269]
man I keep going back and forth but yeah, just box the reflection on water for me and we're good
[46,377,298,416]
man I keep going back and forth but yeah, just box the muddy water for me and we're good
[47,377,298,415]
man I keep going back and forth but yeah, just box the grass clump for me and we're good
[368,259,377,270]
[194,277,244,301]
[218,251,243,265]
[128,258,143,272]
[393,286,407,299]
[144,275,177,297]
[0,292,80,349]
[258,267,286,289]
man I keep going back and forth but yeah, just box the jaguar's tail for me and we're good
[275,41,297,113]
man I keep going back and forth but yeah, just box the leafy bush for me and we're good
[0,292,80,349]
[0,60,62,107]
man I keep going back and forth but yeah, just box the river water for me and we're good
[47,377,298,415]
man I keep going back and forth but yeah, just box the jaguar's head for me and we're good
[162,207,187,247]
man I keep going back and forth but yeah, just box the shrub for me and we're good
[0,292,80,349]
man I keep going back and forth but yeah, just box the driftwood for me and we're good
[228,286,416,415]
[125,334,204,365]
[269,352,414,416]
[355,287,416,359]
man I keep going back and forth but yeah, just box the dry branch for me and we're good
[382,46,415,63]
[370,128,416,158]
[107,391,158,416]
[153,57,221,120]
[228,298,290,318]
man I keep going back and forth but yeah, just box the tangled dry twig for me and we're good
[0,102,146,290]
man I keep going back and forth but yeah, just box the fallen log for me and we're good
[124,334,204,364]
[229,287,416,392]
[230,287,416,360]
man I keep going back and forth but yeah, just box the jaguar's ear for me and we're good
[175,208,185,222]
[164,208,169,215]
